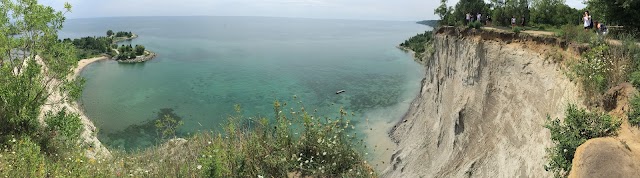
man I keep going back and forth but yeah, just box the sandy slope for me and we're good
[37,55,111,158]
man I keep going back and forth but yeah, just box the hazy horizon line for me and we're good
[66,15,431,23]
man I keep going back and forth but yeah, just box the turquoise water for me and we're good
[61,17,428,159]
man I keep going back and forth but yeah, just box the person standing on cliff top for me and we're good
[583,11,592,31]
[465,13,471,25]
[477,13,482,23]
[511,16,516,29]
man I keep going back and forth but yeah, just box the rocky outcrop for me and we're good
[383,28,581,177]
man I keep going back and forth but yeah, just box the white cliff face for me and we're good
[383,29,581,178]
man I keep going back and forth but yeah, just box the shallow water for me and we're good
[62,16,429,169]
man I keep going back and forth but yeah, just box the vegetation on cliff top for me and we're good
[400,31,434,60]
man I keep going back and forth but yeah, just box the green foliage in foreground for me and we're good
[200,102,373,177]
[0,101,374,177]
[628,95,640,127]
[544,104,621,178]
[400,31,434,59]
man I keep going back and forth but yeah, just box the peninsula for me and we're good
[63,30,156,64]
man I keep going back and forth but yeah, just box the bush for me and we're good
[629,95,640,126]
[557,24,595,44]
[572,44,610,98]
[199,101,373,177]
[544,104,621,177]
[467,20,482,29]
[513,26,522,34]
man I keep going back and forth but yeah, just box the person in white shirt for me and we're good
[583,11,592,31]
[465,13,471,25]
[477,13,482,23]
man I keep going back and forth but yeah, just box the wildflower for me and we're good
[197,165,202,170]
[323,152,327,156]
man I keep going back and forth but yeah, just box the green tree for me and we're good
[135,45,145,56]
[435,0,454,26]
[530,0,580,27]
[106,30,113,37]
[451,0,488,25]
[0,0,81,142]
[587,0,640,32]
[489,0,530,26]
[155,114,183,141]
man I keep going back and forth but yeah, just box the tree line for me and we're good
[116,44,146,60]
[107,30,133,38]
[435,0,640,32]
[61,30,145,60]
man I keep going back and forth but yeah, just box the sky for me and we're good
[40,0,588,21]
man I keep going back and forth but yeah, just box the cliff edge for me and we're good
[383,27,581,177]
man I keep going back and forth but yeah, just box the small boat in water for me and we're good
[336,90,346,94]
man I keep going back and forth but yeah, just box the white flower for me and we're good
[197,165,202,170]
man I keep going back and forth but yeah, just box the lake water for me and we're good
[61,16,429,169]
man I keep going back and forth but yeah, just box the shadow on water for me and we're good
[100,108,185,152]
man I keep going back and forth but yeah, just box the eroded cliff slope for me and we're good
[384,28,581,177]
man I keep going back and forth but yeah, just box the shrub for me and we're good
[544,104,621,177]
[513,26,522,34]
[572,44,610,98]
[557,24,595,44]
[631,71,640,88]
[467,20,482,29]
[629,95,640,126]
[199,101,373,177]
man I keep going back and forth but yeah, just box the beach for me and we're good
[73,56,109,78]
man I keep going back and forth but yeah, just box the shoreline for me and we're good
[73,56,110,78]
